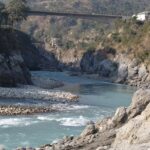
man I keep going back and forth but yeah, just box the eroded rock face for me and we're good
[0,52,31,87]
[98,59,118,77]
[117,64,128,83]
[80,49,150,87]
[112,107,127,125]
[80,123,97,137]
[112,103,150,150]
[127,89,150,120]
[80,49,117,77]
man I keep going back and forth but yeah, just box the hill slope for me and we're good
[28,0,150,15]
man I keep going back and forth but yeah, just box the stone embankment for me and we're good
[24,88,150,150]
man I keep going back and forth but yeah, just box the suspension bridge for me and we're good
[27,10,125,20]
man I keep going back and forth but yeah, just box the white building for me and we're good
[133,11,150,21]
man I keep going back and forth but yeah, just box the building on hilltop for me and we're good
[133,11,150,21]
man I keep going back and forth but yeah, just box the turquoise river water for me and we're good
[0,71,136,150]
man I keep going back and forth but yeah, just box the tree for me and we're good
[5,0,28,26]
[0,2,5,26]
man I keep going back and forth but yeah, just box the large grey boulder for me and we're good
[127,89,150,119]
[98,59,118,77]
[80,123,97,137]
[128,67,138,79]
[112,107,127,125]
[117,64,128,83]
[111,102,150,150]
[138,64,147,79]
[80,50,112,74]
[0,145,5,150]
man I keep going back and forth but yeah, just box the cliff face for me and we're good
[80,50,150,88]
[0,28,31,87]
[79,21,150,87]
[0,28,59,87]
[0,28,58,71]
[0,52,31,87]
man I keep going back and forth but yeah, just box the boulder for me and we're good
[128,67,138,79]
[80,50,96,73]
[112,102,150,150]
[80,123,97,137]
[0,145,5,150]
[127,89,150,119]
[112,107,127,125]
[138,64,147,79]
[98,59,118,77]
[117,64,128,83]
[0,52,31,87]
[80,50,108,74]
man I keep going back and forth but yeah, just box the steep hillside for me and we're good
[20,0,150,67]
[102,20,150,64]
[80,20,150,86]
[28,0,150,15]
[2,0,149,14]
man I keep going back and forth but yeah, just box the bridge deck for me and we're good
[27,10,123,19]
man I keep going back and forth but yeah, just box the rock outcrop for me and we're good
[0,28,60,87]
[0,52,31,87]
[0,28,59,73]
[33,88,150,150]
[11,29,59,71]
[80,49,150,87]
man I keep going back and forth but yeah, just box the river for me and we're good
[0,71,135,150]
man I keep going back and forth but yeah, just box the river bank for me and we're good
[35,88,150,150]
[0,72,79,116]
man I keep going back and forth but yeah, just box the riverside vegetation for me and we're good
[0,0,150,150]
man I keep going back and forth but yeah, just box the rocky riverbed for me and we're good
[0,86,78,103]
[0,104,81,116]
[18,88,150,150]
[0,105,56,116]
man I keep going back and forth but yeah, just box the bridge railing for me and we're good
[27,9,124,19]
